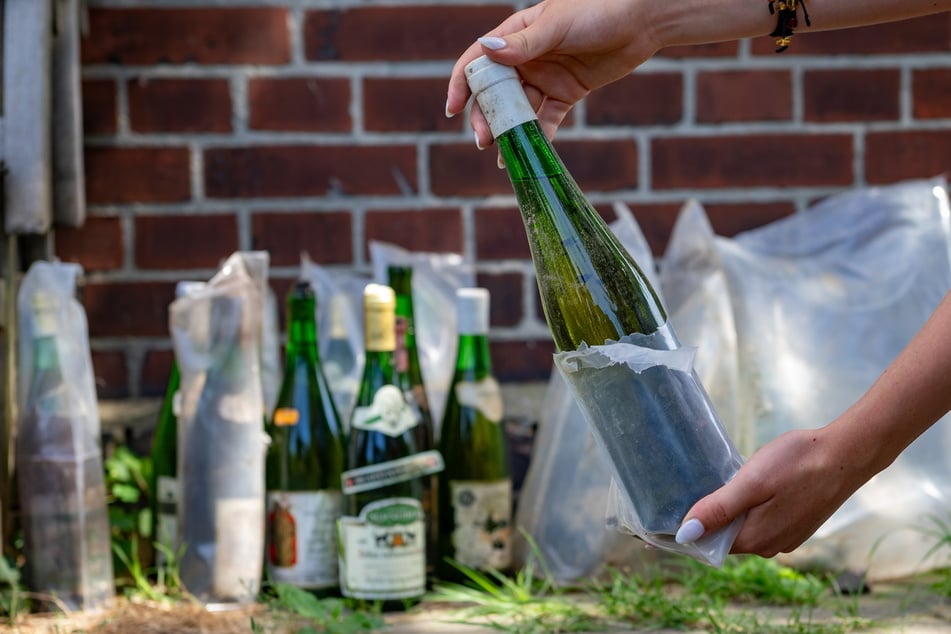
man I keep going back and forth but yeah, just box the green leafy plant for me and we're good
[0,555,28,620]
[258,582,385,634]
[103,445,154,594]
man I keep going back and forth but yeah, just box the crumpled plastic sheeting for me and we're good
[661,177,951,580]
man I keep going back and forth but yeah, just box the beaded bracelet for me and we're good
[768,0,811,53]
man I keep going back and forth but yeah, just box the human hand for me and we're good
[446,0,661,148]
[675,427,872,558]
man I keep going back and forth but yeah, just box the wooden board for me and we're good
[51,0,85,229]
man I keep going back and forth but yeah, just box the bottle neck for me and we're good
[454,333,493,380]
[286,298,319,363]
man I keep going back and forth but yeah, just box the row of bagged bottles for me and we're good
[151,264,513,606]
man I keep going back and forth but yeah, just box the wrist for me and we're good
[647,0,777,49]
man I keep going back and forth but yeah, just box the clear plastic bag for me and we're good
[16,260,114,611]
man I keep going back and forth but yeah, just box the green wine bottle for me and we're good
[386,265,438,579]
[465,57,671,352]
[465,56,742,547]
[265,281,346,595]
[437,288,511,581]
[339,284,442,605]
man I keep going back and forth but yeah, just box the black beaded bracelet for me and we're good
[768,0,811,53]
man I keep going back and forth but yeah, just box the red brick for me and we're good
[751,15,950,55]
[475,206,529,260]
[697,70,792,123]
[658,41,739,58]
[475,272,523,327]
[54,216,124,272]
[586,73,683,126]
[558,140,639,191]
[364,207,463,256]
[364,77,463,133]
[248,77,351,132]
[304,5,515,61]
[702,202,796,236]
[82,8,290,65]
[90,350,129,400]
[204,145,417,198]
[430,143,512,197]
[626,203,682,256]
[141,348,176,397]
[804,70,900,122]
[85,147,191,204]
[251,211,352,267]
[865,130,951,184]
[135,214,239,270]
[490,340,556,382]
[84,280,177,338]
[128,78,231,133]
[651,134,853,189]
[82,79,117,135]
[913,69,951,119]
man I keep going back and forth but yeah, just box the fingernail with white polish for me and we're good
[446,100,454,119]
[478,36,507,51]
[675,518,705,545]
[474,132,485,151]
[497,155,505,169]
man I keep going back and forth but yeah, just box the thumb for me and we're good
[477,20,563,67]
[674,477,754,546]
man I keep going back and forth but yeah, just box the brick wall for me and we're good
[57,1,951,398]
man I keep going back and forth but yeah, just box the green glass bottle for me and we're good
[465,56,671,352]
[465,56,742,543]
[339,284,441,606]
[437,288,511,581]
[386,265,438,579]
[265,281,347,595]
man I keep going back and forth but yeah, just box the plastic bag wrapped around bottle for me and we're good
[15,261,114,611]
[172,252,269,604]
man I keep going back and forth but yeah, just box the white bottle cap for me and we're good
[455,287,490,335]
[464,55,537,139]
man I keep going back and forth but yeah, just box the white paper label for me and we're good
[450,479,512,570]
[338,497,425,599]
[455,377,503,423]
[351,385,419,437]
[213,497,265,599]
[266,490,342,589]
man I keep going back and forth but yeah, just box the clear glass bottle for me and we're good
[437,288,511,581]
[265,281,346,595]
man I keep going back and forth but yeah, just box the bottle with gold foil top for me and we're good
[387,265,438,579]
[265,281,346,595]
[339,284,442,605]
[437,288,511,581]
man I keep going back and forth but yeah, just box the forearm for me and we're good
[650,0,951,49]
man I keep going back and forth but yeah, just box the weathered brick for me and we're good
[490,340,555,382]
[586,73,683,126]
[865,130,951,184]
[430,143,511,197]
[475,206,528,260]
[696,70,792,123]
[248,77,351,132]
[141,348,175,397]
[913,69,951,119]
[804,69,900,122]
[751,15,949,55]
[702,201,796,236]
[85,147,191,204]
[364,207,463,256]
[82,79,117,135]
[128,78,231,133]
[558,140,639,191]
[364,77,463,133]
[626,203,682,256]
[651,134,853,189]
[82,8,291,65]
[658,41,739,59]
[54,216,124,272]
[304,5,515,61]
[204,146,417,198]
[475,271,523,327]
[84,280,177,338]
[251,211,353,267]
[135,214,239,270]
[91,350,129,400]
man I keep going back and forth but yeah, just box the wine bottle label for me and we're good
[212,497,265,598]
[155,475,180,567]
[338,497,425,599]
[351,385,419,436]
[449,479,513,570]
[272,407,300,426]
[341,449,444,495]
[454,377,503,423]
[266,490,342,589]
